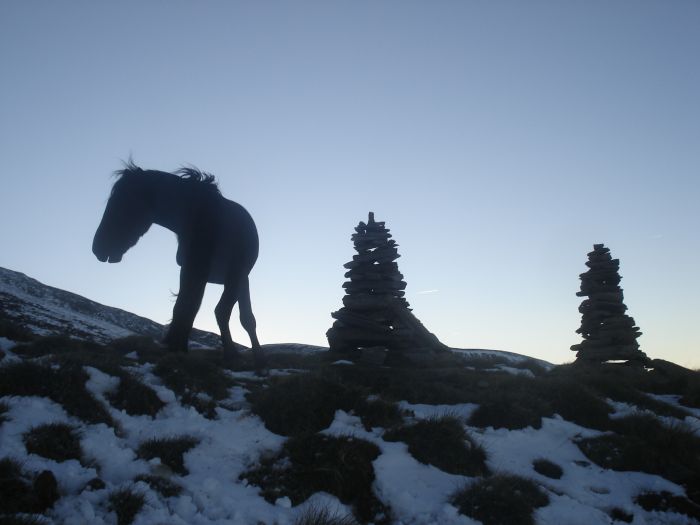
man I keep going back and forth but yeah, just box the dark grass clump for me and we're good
[243,433,388,524]
[0,313,35,342]
[469,392,546,430]
[551,363,694,420]
[467,375,553,430]
[383,416,488,476]
[134,474,182,498]
[106,372,165,417]
[577,414,700,503]
[108,487,145,525]
[0,457,34,514]
[23,423,82,462]
[248,373,362,436]
[451,474,549,525]
[354,398,403,431]
[536,378,614,431]
[468,375,615,431]
[153,353,233,416]
[609,508,634,523]
[294,506,359,525]
[11,335,102,359]
[136,436,199,475]
[0,401,9,426]
[0,361,114,427]
[681,383,700,409]
[0,516,51,525]
[230,349,332,372]
[635,491,700,521]
[532,458,563,479]
[333,365,484,405]
[107,335,162,356]
[0,458,58,514]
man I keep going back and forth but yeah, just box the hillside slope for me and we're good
[0,268,699,525]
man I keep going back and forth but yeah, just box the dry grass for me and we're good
[383,416,488,476]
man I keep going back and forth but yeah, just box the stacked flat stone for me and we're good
[571,244,648,364]
[326,212,445,356]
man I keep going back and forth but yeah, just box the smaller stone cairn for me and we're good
[571,243,648,365]
[326,212,446,361]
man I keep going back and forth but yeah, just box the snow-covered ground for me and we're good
[1,335,698,525]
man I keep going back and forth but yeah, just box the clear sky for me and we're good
[1,1,698,368]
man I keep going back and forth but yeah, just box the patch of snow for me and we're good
[474,416,686,523]
[0,336,17,351]
[494,364,536,377]
[450,347,554,370]
[398,401,479,422]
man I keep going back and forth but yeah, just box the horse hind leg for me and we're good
[237,275,266,372]
[215,279,240,356]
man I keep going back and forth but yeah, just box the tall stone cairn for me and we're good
[571,244,648,364]
[326,212,446,357]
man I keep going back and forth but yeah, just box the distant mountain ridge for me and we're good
[0,266,221,347]
[0,266,549,365]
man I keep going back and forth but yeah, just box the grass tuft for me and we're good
[451,474,549,525]
[248,373,361,436]
[577,414,700,503]
[0,516,51,525]
[106,372,165,417]
[136,436,199,475]
[0,458,57,514]
[107,335,162,355]
[609,507,634,523]
[108,487,145,525]
[11,335,101,358]
[23,422,82,462]
[153,353,233,417]
[0,401,9,426]
[243,433,388,524]
[134,474,182,498]
[294,505,359,525]
[635,491,700,521]
[0,457,33,514]
[354,398,403,431]
[0,313,35,342]
[0,361,114,427]
[532,458,563,479]
[383,416,488,476]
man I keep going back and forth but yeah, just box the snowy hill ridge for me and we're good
[0,266,221,347]
[0,265,540,363]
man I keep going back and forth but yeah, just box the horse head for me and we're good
[93,166,154,263]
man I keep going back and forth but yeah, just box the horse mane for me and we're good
[175,166,219,187]
[112,160,220,194]
[113,158,142,179]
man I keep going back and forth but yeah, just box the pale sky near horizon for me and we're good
[1,1,698,367]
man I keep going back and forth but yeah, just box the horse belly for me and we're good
[208,243,242,285]
[206,201,257,285]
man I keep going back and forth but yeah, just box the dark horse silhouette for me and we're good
[92,161,264,368]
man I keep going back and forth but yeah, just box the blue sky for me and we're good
[1,1,698,367]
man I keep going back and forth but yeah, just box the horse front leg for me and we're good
[163,264,208,353]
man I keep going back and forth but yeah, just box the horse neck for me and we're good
[150,172,197,235]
